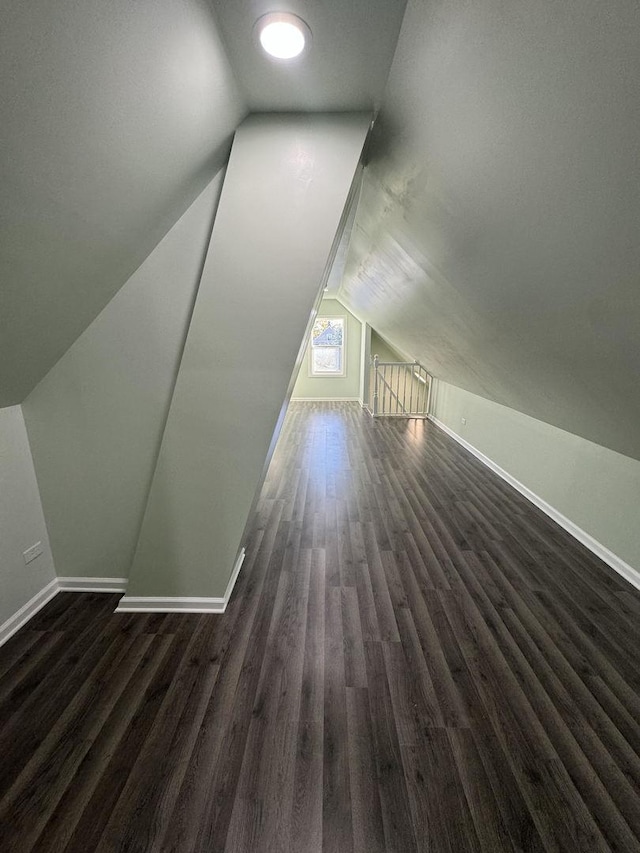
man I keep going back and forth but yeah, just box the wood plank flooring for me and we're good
[1,401,639,852]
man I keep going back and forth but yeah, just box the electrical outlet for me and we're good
[23,541,43,565]
[461,417,467,426]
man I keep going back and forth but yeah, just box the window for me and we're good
[309,316,346,376]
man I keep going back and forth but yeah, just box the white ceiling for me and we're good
[209,0,407,112]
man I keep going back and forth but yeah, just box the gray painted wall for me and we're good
[371,331,408,364]
[126,113,370,600]
[0,407,56,628]
[22,174,225,581]
[0,0,245,405]
[432,382,640,576]
[292,299,363,400]
[340,0,640,462]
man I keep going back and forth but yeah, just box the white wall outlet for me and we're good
[23,541,43,564]
[461,417,467,426]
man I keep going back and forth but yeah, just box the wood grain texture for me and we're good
[1,402,638,852]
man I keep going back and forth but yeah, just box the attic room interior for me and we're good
[1,0,639,850]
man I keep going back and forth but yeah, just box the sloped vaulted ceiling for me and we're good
[0,0,245,406]
[340,0,640,461]
[5,0,638,463]
[1,0,407,407]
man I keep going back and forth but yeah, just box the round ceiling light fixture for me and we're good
[255,12,311,60]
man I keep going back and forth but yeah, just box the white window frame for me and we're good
[308,315,347,378]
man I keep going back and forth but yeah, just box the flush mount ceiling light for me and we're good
[255,12,311,60]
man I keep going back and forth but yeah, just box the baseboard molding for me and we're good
[0,548,247,642]
[223,546,246,604]
[428,415,640,592]
[114,597,227,614]
[115,548,246,614]
[0,550,245,643]
[0,578,59,647]
[57,576,128,593]
[290,397,361,402]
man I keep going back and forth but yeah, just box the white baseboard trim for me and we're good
[290,397,361,402]
[0,578,59,647]
[114,597,227,614]
[223,546,246,604]
[57,576,128,593]
[115,548,246,614]
[428,415,640,592]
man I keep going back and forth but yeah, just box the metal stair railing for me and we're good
[371,355,432,418]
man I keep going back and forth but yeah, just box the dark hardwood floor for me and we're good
[1,401,639,852]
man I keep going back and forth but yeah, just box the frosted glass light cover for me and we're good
[255,14,311,60]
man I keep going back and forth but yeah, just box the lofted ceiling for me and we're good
[339,0,640,462]
[0,0,246,406]
[3,0,639,466]
[0,0,406,406]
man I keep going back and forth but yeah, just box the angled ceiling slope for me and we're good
[0,0,245,406]
[1,0,407,407]
[340,0,640,461]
